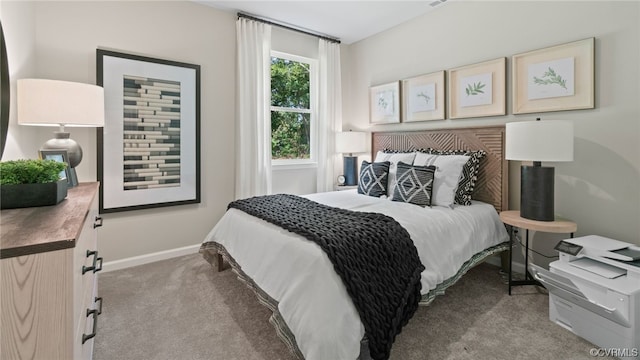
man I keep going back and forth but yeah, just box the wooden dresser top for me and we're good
[0,182,99,259]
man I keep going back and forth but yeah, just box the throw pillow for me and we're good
[419,148,486,205]
[414,152,470,208]
[373,151,416,196]
[357,161,390,197]
[392,162,436,207]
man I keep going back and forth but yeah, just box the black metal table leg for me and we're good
[508,227,542,294]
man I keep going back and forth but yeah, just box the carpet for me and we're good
[94,253,594,360]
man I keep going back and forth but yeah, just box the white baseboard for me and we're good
[101,244,201,273]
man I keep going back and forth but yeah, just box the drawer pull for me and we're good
[95,296,103,315]
[93,216,103,229]
[82,250,103,274]
[82,308,99,344]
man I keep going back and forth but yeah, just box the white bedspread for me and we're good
[203,190,508,360]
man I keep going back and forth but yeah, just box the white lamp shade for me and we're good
[506,120,573,162]
[17,78,105,127]
[336,131,367,154]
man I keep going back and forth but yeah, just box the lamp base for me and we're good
[41,131,83,168]
[520,165,555,221]
[343,156,358,186]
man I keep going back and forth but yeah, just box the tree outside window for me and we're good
[270,53,315,162]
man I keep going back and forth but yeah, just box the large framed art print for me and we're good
[97,49,200,213]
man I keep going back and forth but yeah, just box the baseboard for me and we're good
[101,244,201,273]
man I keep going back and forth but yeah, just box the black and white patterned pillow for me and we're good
[382,148,414,154]
[357,161,390,197]
[418,148,486,206]
[392,162,436,207]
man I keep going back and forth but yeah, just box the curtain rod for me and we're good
[238,12,341,44]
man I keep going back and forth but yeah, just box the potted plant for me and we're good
[0,159,68,209]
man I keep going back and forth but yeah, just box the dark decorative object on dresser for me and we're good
[0,159,68,209]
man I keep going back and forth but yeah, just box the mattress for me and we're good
[201,189,509,360]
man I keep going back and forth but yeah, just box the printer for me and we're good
[529,235,640,359]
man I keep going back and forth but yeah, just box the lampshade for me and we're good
[505,120,573,162]
[335,131,367,154]
[17,78,104,127]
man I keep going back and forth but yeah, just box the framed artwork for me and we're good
[369,81,401,124]
[97,49,201,213]
[448,57,506,119]
[401,71,445,122]
[512,37,594,114]
[39,149,72,185]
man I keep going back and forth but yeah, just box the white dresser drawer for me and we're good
[1,183,102,360]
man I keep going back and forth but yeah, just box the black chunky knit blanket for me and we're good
[228,194,425,360]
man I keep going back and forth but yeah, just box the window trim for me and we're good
[270,50,318,167]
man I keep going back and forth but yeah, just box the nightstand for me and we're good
[499,210,577,295]
[335,185,358,191]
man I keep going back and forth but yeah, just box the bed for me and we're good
[200,126,510,360]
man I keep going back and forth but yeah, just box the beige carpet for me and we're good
[94,253,594,360]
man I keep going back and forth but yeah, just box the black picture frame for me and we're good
[39,149,72,186]
[96,49,201,213]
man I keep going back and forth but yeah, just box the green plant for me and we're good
[0,159,66,185]
[465,82,485,96]
[533,67,568,89]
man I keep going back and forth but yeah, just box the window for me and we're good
[270,51,316,166]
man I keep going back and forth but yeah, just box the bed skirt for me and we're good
[200,240,510,360]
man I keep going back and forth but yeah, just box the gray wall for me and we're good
[342,1,640,250]
[1,1,237,261]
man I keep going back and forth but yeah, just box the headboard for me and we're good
[372,126,508,212]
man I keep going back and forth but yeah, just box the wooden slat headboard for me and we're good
[372,126,508,212]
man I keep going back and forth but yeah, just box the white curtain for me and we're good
[235,18,272,199]
[316,39,343,193]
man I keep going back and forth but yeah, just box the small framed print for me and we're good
[448,57,506,119]
[513,37,595,114]
[39,149,71,185]
[401,71,445,122]
[369,81,401,124]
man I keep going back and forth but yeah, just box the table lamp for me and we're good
[17,79,104,187]
[506,118,573,221]
[335,130,367,186]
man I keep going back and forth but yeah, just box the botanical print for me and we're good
[375,89,395,116]
[527,57,575,100]
[460,72,493,107]
[122,75,181,190]
[409,83,436,113]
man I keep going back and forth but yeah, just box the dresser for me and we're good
[1,182,102,360]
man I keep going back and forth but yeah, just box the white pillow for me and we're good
[373,151,416,196]
[414,152,470,208]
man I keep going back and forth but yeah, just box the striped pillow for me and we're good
[357,161,390,198]
[392,162,436,207]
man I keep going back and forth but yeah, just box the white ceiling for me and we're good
[197,1,450,44]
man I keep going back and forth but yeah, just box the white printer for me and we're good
[530,235,640,359]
